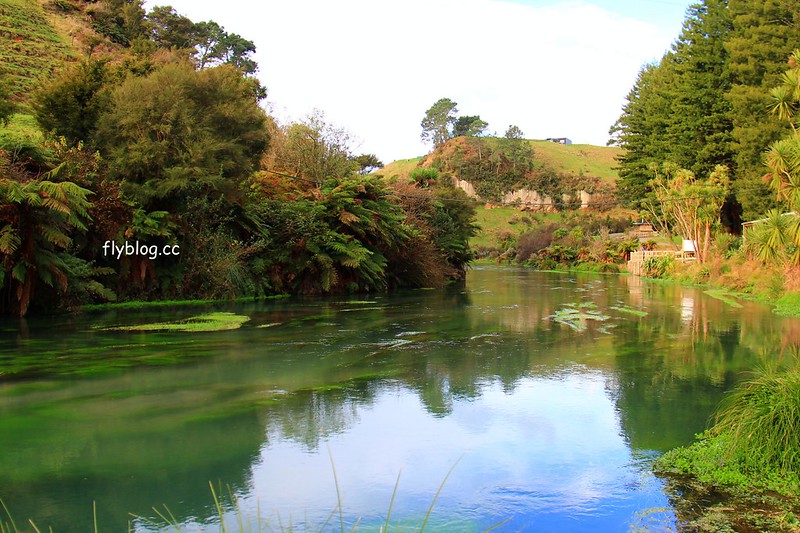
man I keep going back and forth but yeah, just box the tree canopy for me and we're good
[421,98,458,148]
[610,1,733,205]
[33,60,111,145]
[95,61,269,210]
[0,0,483,317]
[725,0,800,218]
[453,115,488,137]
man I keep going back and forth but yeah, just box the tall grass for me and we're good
[130,456,500,532]
[713,367,800,473]
[4,457,507,531]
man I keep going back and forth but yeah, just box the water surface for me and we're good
[1,268,795,531]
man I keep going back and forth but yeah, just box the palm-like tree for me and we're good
[763,49,800,265]
[746,209,793,266]
[0,176,92,316]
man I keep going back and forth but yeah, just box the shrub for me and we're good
[715,232,742,259]
[642,255,675,278]
[515,223,557,263]
[693,265,711,283]
[713,369,800,473]
[409,167,440,188]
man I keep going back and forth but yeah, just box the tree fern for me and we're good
[0,177,94,315]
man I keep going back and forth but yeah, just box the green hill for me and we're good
[379,138,620,184]
[377,137,625,251]
[0,0,77,106]
[528,140,620,183]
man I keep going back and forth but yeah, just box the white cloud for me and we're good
[144,0,675,162]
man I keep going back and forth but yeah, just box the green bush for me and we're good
[642,255,674,278]
[409,167,440,188]
[598,263,620,273]
[714,232,742,259]
[714,369,800,473]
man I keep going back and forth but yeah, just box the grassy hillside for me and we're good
[375,156,423,181]
[376,139,626,252]
[378,139,620,185]
[472,206,532,250]
[0,0,76,106]
[529,140,620,183]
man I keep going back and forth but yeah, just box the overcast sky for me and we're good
[144,0,693,163]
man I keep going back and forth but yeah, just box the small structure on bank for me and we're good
[626,239,698,276]
[741,211,797,242]
[632,220,656,239]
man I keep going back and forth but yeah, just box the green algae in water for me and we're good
[704,289,744,309]
[105,312,250,332]
[568,302,597,309]
[547,305,610,332]
[598,324,619,335]
[610,305,648,317]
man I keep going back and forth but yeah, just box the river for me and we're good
[1,267,795,531]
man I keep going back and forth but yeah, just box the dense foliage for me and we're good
[0,6,478,316]
[726,0,800,218]
[744,50,800,266]
[505,213,636,271]
[611,0,800,223]
[424,136,610,206]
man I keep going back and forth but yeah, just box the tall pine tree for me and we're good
[668,0,734,179]
[611,0,732,208]
[610,59,676,206]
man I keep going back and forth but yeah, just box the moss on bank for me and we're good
[81,294,290,312]
[656,432,800,532]
[775,292,800,317]
[655,369,800,531]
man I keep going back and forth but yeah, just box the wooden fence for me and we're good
[627,250,695,276]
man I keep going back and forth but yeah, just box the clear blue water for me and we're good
[1,267,792,531]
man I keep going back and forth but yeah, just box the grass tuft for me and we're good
[419,455,462,532]
[713,368,800,473]
[655,367,800,531]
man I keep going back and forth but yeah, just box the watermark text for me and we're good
[103,241,180,260]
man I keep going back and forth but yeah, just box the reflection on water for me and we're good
[0,267,797,531]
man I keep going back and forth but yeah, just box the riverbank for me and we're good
[475,254,800,317]
[642,249,800,530]
[654,369,800,532]
[638,252,800,317]
[80,294,290,312]
[656,433,800,531]
[471,257,621,273]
